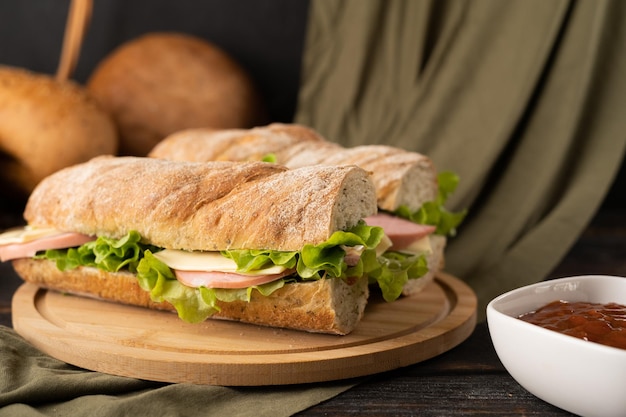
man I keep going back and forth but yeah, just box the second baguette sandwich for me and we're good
[0,156,426,334]
[149,123,466,295]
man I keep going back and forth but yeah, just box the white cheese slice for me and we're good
[0,226,64,245]
[404,236,433,255]
[152,249,287,276]
[376,234,393,257]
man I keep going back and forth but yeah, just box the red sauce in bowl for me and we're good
[518,300,626,350]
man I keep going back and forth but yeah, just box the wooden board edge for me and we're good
[11,272,477,386]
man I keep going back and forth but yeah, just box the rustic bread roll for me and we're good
[0,66,118,197]
[12,258,369,335]
[24,156,378,251]
[87,32,266,156]
[150,123,438,212]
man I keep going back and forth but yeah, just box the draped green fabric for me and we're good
[296,0,626,318]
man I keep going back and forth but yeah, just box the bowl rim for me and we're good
[487,274,626,355]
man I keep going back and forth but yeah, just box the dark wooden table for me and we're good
[1,206,624,416]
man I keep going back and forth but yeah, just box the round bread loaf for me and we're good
[87,32,266,156]
[0,66,118,198]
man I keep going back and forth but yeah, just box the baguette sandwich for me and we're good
[0,156,427,334]
[149,123,466,295]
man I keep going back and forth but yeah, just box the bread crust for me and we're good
[0,66,117,195]
[12,258,369,335]
[150,123,438,212]
[24,156,377,252]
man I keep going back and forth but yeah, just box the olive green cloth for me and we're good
[296,0,626,318]
[0,326,357,416]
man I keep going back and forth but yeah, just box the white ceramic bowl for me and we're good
[487,275,626,417]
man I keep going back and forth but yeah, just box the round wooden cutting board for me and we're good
[12,272,476,386]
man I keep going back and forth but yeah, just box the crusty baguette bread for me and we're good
[12,258,369,335]
[0,66,117,197]
[149,123,438,213]
[24,156,377,251]
[15,155,378,334]
[149,124,445,294]
[148,125,325,165]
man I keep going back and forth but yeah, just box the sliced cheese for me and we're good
[152,249,287,276]
[0,226,64,245]
[156,233,397,276]
[404,236,433,255]
[376,234,393,257]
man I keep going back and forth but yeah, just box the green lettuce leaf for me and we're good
[261,153,277,163]
[222,223,426,301]
[34,233,291,323]
[366,251,429,302]
[35,230,155,273]
[33,223,427,323]
[222,222,386,281]
[134,251,287,323]
[394,171,467,237]
[221,249,298,272]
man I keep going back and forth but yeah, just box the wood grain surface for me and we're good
[12,272,476,386]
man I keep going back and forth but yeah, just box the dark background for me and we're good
[0,0,309,123]
[0,0,623,212]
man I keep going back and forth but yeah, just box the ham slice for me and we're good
[175,268,295,289]
[0,232,95,262]
[365,213,435,250]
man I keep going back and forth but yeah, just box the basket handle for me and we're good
[56,0,93,81]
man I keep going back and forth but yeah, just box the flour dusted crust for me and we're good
[24,156,377,252]
[150,123,438,212]
[290,144,438,213]
[149,124,326,163]
[12,258,369,335]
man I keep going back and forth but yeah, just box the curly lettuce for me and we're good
[394,171,467,237]
[222,222,384,280]
[34,230,154,272]
[135,250,287,323]
[34,223,428,323]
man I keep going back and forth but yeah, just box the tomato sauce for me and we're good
[518,300,626,350]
